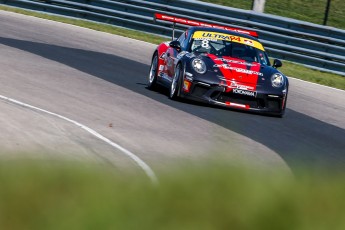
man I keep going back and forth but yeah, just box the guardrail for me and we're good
[1,0,344,76]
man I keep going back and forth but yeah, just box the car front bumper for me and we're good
[181,80,287,115]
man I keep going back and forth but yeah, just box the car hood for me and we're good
[200,53,270,91]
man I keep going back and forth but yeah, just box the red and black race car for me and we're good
[148,14,288,117]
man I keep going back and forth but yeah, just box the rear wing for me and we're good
[154,13,258,39]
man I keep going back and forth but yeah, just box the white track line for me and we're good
[0,94,158,185]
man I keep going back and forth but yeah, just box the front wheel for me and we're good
[148,53,158,90]
[169,64,183,100]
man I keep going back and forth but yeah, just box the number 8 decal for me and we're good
[201,40,209,48]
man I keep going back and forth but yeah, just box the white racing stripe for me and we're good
[0,94,158,185]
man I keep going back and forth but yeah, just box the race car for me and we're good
[149,13,288,117]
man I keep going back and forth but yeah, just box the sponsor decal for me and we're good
[197,32,241,42]
[226,80,255,91]
[236,85,254,90]
[183,80,192,93]
[231,67,263,76]
[193,31,264,51]
[213,64,263,76]
[232,89,257,97]
[215,58,255,66]
[229,80,237,88]
[159,65,164,71]
[214,64,231,69]
[243,39,254,46]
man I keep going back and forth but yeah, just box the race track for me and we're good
[1,11,344,176]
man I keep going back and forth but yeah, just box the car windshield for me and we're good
[190,31,269,65]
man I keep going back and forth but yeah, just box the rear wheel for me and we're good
[169,64,183,100]
[148,53,158,89]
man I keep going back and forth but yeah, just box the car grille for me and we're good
[192,85,209,97]
[267,99,281,111]
[215,92,262,108]
[192,86,283,111]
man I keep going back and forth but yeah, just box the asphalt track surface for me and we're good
[1,11,344,175]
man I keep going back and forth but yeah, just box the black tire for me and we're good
[148,53,159,90]
[169,64,183,100]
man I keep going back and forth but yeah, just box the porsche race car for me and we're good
[149,14,288,117]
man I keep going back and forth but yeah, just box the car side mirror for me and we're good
[169,40,181,52]
[273,59,282,68]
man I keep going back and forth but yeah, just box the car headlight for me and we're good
[192,58,207,74]
[271,73,284,88]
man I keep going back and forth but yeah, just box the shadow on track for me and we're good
[2,37,344,171]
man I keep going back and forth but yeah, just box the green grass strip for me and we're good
[0,5,344,90]
[281,61,345,90]
[0,160,345,229]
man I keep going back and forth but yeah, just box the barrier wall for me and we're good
[1,0,344,76]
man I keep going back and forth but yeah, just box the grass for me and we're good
[0,160,345,229]
[200,0,253,10]
[201,0,345,29]
[280,61,345,90]
[0,5,344,90]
